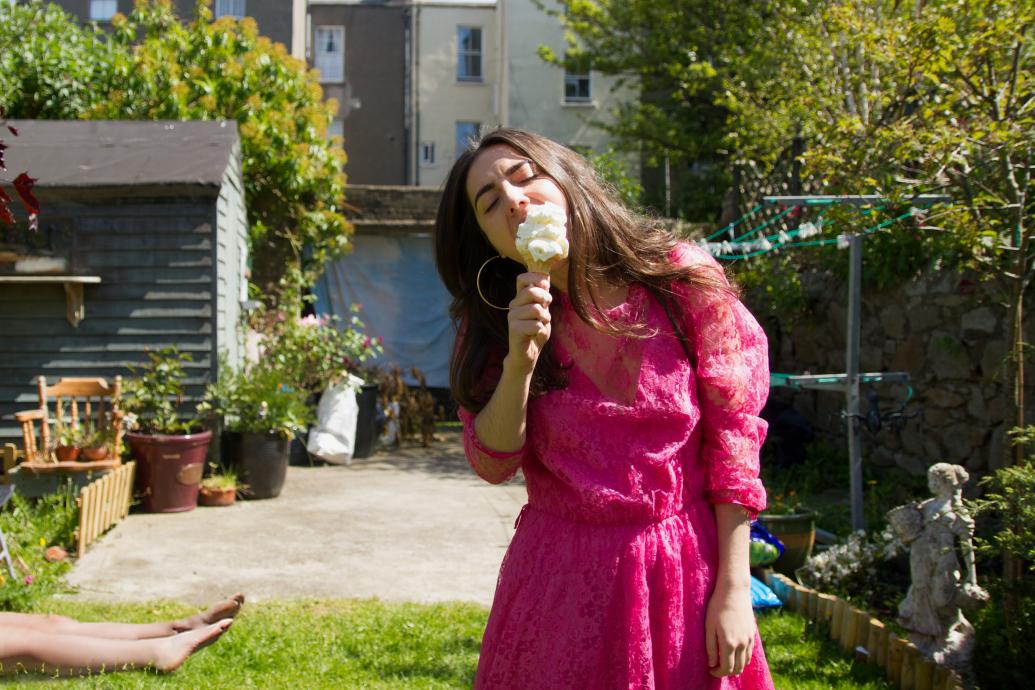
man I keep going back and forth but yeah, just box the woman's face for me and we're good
[465,144,569,266]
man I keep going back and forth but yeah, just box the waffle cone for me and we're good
[526,259,556,274]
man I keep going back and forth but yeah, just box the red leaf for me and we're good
[0,200,14,227]
[13,172,38,215]
[7,125,18,137]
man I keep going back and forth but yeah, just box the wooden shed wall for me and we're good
[0,188,244,442]
[215,141,249,372]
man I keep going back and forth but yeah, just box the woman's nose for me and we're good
[503,184,529,216]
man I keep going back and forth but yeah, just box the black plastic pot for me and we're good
[233,431,290,499]
[353,383,380,459]
[288,428,314,466]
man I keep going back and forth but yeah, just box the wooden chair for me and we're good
[14,376,124,472]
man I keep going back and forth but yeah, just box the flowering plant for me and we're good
[254,304,383,397]
[797,527,908,616]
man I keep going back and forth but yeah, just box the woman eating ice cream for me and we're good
[434,128,774,689]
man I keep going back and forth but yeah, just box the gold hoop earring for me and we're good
[476,256,511,311]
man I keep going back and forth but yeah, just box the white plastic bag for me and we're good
[307,374,364,465]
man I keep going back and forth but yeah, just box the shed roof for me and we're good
[2,120,239,188]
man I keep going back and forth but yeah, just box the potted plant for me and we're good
[198,463,239,507]
[53,420,83,462]
[758,491,818,577]
[121,347,212,513]
[200,362,310,500]
[250,302,383,464]
[79,419,115,461]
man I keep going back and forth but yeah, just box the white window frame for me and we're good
[420,142,436,167]
[457,26,483,82]
[214,0,246,19]
[563,53,592,104]
[315,26,345,84]
[89,0,118,21]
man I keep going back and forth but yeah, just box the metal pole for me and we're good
[847,234,864,531]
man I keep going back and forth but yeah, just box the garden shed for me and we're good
[0,119,249,444]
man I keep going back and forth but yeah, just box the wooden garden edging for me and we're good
[75,461,135,557]
[762,571,965,690]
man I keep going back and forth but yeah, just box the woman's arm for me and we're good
[464,273,552,483]
[705,503,755,677]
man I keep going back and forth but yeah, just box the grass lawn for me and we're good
[8,600,892,688]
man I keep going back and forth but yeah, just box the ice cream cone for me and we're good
[526,259,555,275]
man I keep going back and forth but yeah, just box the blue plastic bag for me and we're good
[750,576,782,610]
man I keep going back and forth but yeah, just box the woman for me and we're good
[0,593,243,676]
[434,128,774,689]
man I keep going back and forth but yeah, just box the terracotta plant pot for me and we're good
[54,445,81,462]
[198,486,237,507]
[80,446,110,461]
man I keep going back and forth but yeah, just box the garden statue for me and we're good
[887,462,989,673]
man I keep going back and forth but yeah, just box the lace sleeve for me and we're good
[453,324,526,483]
[673,244,769,517]
[457,406,526,484]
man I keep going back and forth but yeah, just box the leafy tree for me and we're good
[0,0,350,302]
[0,1,110,119]
[728,0,1034,467]
[536,0,780,219]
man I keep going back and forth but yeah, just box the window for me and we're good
[455,122,480,159]
[315,26,345,83]
[564,54,591,103]
[214,0,246,19]
[457,26,482,82]
[328,119,344,146]
[420,142,436,167]
[89,0,117,21]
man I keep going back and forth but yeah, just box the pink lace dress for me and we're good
[458,245,774,690]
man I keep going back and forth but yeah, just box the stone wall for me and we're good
[751,269,1034,477]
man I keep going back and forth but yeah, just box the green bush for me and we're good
[969,426,1035,690]
[0,483,78,610]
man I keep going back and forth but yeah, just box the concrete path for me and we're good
[65,431,525,607]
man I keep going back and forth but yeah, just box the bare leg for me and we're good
[0,619,232,676]
[0,593,244,640]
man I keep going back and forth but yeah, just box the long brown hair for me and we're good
[434,128,733,412]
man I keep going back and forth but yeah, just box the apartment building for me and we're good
[410,0,499,187]
[43,1,632,186]
[56,0,306,59]
[308,1,409,184]
[505,0,631,157]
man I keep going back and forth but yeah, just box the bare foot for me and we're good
[173,593,245,632]
[155,619,233,673]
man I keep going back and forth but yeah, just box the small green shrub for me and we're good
[0,483,78,610]
[969,426,1035,690]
